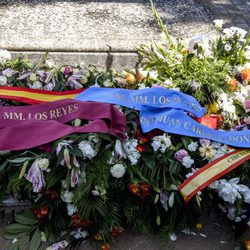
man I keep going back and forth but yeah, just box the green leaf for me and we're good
[154,194,159,204]
[15,214,38,225]
[8,157,33,164]
[156,215,161,226]
[5,223,30,234]
[141,154,155,169]
[0,161,8,172]
[4,231,27,240]
[19,160,29,179]
[29,229,41,250]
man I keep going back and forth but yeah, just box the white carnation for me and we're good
[182,156,194,168]
[78,140,97,159]
[187,141,198,152]
[110,163,126,178]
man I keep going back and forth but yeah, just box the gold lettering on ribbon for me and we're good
[3,112,25,120]
[2,104,79,121]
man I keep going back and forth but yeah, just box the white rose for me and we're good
[38,158,49,170]
[110,163,126,178]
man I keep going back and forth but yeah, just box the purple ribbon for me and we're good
[0,99,126,150]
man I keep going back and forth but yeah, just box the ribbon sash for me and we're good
[0,86,83,104]
[0,99,126,150]
[75,87,206,118]
[179,149,250,203]
[140,106,250,148]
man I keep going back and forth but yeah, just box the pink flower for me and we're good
[174,149,188,162]
[244,99,250,112]
[63,66,73,75]
[70,169,79,188]
[199,139,211,146]
[25,160,45,193]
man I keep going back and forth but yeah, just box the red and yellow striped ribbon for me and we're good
[179,149,250,203]
[0,87,84,104]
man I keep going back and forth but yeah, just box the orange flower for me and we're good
[111,226,124,237]
[245,240,250,250]
[128,183,141,196]
[136,68,145,82]
[140,182,151,196]
[227,78,237,91]
[126,73,135,84]
[101,244,110,250]
[241,68,250,81]
[137,145,145,152]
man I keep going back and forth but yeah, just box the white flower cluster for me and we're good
[123,138,140,165]
[211,143,232,160]
[110,163,126,178]
[91,185,106,196]
[223,27,247,41]
[151,133,171,153]
[187,35,214,58]
[70,228,89,239]
[0,49,11,63]
[209,178,250,204]
[217,92,236,115]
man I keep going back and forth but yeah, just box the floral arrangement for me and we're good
[0,4,250,250]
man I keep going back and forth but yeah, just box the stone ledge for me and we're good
[10,51,139,71]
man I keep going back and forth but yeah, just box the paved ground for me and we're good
[0,210,239,250]
[195,0,250,30]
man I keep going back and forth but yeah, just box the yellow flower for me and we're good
[207,102,219,114]
[199,146,216,160]
[125,73,136,84]
[196,223,203,230]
